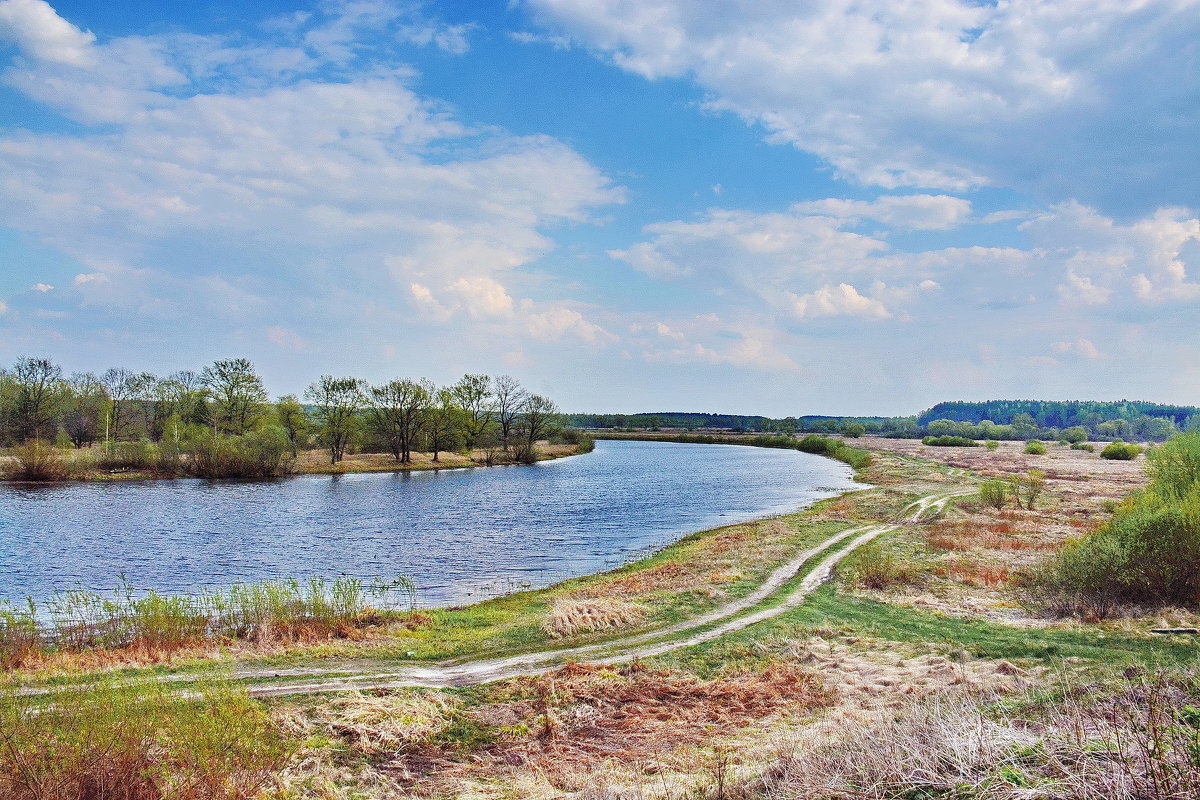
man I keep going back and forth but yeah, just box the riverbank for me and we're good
[5,439,1195,799]
[0,441,589,483]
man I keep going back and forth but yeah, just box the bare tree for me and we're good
[63,372,105,447]
[100,367,154,443]
[450,374,494,448]
[493,375,528,453]
[305,375,365,464]
[366,378,432,464]
[201,358,268,435]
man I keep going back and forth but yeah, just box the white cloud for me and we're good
[789,283,891,320]
[31,282,53,292]
[0,0,95,65]
[527,0,1200,208]
[0,2,623,353]
[1052,338,1108,360]
[0,299,7,314]
[524,305,615,346]
[265,325,309,353]
[791,194,972,231]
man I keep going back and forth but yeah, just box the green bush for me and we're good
[985,440,1000,451]
[97,439,159,471]
[1101,440,1143,460]
[840,541,923,590]
[0,440,70,481]
[1071,442,1095,452]
[979,479,1008,510]
[187,426,294,478]
[1029,433,1200,616]
[922,435,978,447]
[1024,440,1047,455]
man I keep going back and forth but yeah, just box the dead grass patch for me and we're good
[542,598,649,639]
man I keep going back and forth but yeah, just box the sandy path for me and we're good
[244,488,969,697]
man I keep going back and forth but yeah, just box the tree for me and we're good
[517,394,559,462]
[493,375,527,452]
[99,368,154,444]
[450,374,494,448]
[201,358,267,436]
[275,395,308,456]
[366,379,431,463]
[424,388,463,463]
[62,372,106,448]
[305,376,365,464]
[8,357,67,442]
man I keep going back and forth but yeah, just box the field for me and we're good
[4,437,1197,799]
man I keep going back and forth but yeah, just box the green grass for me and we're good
[650,584,1199,678]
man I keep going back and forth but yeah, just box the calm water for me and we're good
[0,440,862,607]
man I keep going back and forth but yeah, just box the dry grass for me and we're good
[542,597,649,639]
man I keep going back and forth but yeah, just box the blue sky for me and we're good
[0,0,1197,415]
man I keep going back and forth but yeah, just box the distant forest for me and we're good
[568,399,1200,443]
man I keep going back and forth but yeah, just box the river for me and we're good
[0,439,863,607]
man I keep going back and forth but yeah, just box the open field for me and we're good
[5,437,1196,799]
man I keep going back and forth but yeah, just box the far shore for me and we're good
[0,441,590,484]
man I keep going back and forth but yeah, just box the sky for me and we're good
[0,0,1197,416]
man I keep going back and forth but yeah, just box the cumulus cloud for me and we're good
[0,1,623,360]
[791,194,973,231]
[789,283,891,320]
[0,0,95,65]
[30,282,53,292]
[1052,338,1108,360]
[526,0,1200,209]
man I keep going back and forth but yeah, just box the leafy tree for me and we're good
[366,379,431,463]
[450,374,494,448]
[275,395,308,456]
[305,376,365,464]
[424,388,463,463]
[8,356,68,442]
[517,394,559,461]
[201,358,267,436]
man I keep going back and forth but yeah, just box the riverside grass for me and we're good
[0,575,415,668]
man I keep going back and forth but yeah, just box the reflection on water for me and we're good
[0,440,863,607]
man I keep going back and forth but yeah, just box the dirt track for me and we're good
[243,488,971,697]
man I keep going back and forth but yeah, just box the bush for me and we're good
[0,676,291,800]
[1024,440,1047,455]
[978,479,1008,510]
[1029,433,1200,616]
[1102,440,1143,460]
[187,427,294,478]
[922,435,978,447]
[0,440,70,481]
[1071,442,1095,452]
[97,439,159,471]
[840,541,923,590]
[985,440,1000,450]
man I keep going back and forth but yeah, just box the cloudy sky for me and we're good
[0,0,1197,415]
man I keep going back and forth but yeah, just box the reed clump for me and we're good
[1,575,415,668]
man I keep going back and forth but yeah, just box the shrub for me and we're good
[1029,433,1200,616]
[1007,469,1046,511]
[922,435,978,447]
[985,440,1000,451]
[1071,442,1095,452]
[0,600,39,670]
[0,440,69,481]
[1101,440,1143,460]
[840,541,923,590]
[1024,440,1047,455]
[0,676,292,800]
[978,479,1008,510]
[97,439,159,471]
[187,427,294,478]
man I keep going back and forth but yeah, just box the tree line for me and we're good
[0,356,565,478]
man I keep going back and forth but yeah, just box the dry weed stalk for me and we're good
[543,597,649,638]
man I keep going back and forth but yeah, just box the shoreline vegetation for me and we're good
[5,432,1200,797]
[0,356,592,483]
